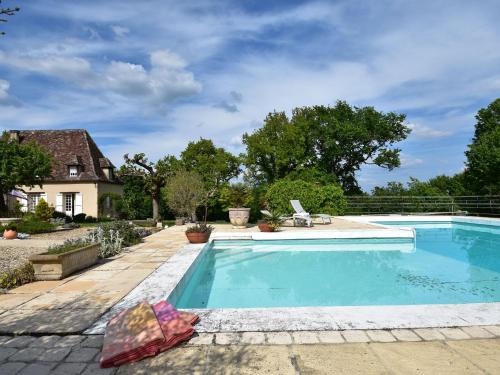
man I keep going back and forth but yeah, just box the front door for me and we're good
[64,193,74,217]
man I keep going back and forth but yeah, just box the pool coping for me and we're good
[85,216,500,334]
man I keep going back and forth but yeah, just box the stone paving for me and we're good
[0,230,187,335]
[1,331,500,374]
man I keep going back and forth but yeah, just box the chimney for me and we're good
[9,130,19,142]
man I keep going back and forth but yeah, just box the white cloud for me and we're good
[110,25,129,37]
[0,49,201,109]
[400,154,424,168]
[0,52,96,86]
[0,79,9,100]
[0,79,22,107]
[407,123,452,138]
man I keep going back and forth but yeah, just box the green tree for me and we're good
[243,101,410,193]
[117,171,152,219]
[465,98,500,194]
[0,132,52,213]
[164,171,206,221]
[427,174,467,196]
[372,181,407,196]
[242,111,308,185]
[181,138,240,220]
[121,153,180,221]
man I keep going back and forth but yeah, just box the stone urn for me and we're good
[175,217,185,226]
[228,208,250,228]
[3,229,18,240]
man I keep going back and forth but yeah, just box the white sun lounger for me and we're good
[290,200,332,226]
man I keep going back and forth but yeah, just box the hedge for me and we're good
[265,179,347,215]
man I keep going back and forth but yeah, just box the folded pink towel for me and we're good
[152,300,180,324]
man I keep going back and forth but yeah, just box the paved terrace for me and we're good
[0,218,499,373]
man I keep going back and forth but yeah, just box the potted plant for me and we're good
[185,223,214,243]
[221,183,251,228]
[3,224,18,240]
[258,212,285,232]
[29,238,99,280]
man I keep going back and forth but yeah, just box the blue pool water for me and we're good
[174,222,500,308]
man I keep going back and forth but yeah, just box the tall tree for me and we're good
[0,132,52,213]
[117,170,153,219]
[1,0,20,35]
[465,98,500,194]
[242,111,308,185]
[243,101,410,193]
[181,138,240,220]
[122,153,180,221]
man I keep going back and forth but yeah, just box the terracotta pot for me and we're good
[228,207,250,228]
[185,232,210,243]
[175,218,185,226]
[257,221,274,232]
[3,229,17,240]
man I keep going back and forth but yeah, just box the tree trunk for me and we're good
[0,189,7,214]
[152,195,160,222]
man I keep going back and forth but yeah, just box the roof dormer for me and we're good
[99,157,116,180]
[67,155,83,177]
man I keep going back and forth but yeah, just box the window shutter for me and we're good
[74,193,83,215]
[56,193,63,212]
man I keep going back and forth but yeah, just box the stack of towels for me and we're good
[100,300,199,368]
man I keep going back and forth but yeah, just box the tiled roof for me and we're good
[13,129,121,183]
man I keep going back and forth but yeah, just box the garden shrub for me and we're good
[318,184,347,215]
[16,218,56,234]
[52,210,72,223]
[0,263,35,290]
[85,215,97,223]
[265,180,323,214]
[34,198,54,221]
[265,179,346,215]
[73,213,87,223]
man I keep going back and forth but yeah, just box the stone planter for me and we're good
[228,208,250,228]
[257,220,274,232]
[185,232,210,243]
[175,218,185,226]
[29,243,99,280]
[2,229,18,239]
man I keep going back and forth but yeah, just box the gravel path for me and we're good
[0,227,92,275]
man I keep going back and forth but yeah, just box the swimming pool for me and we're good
[174,221,500,309]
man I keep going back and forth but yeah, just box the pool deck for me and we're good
[1,217,500,373]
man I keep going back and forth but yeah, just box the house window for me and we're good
[28,193,43,212]
[69,166,78,177]
[65,194,73,213]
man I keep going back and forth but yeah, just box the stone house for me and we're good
[7,129,123,218]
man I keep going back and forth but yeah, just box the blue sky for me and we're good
[0,0,499,191]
